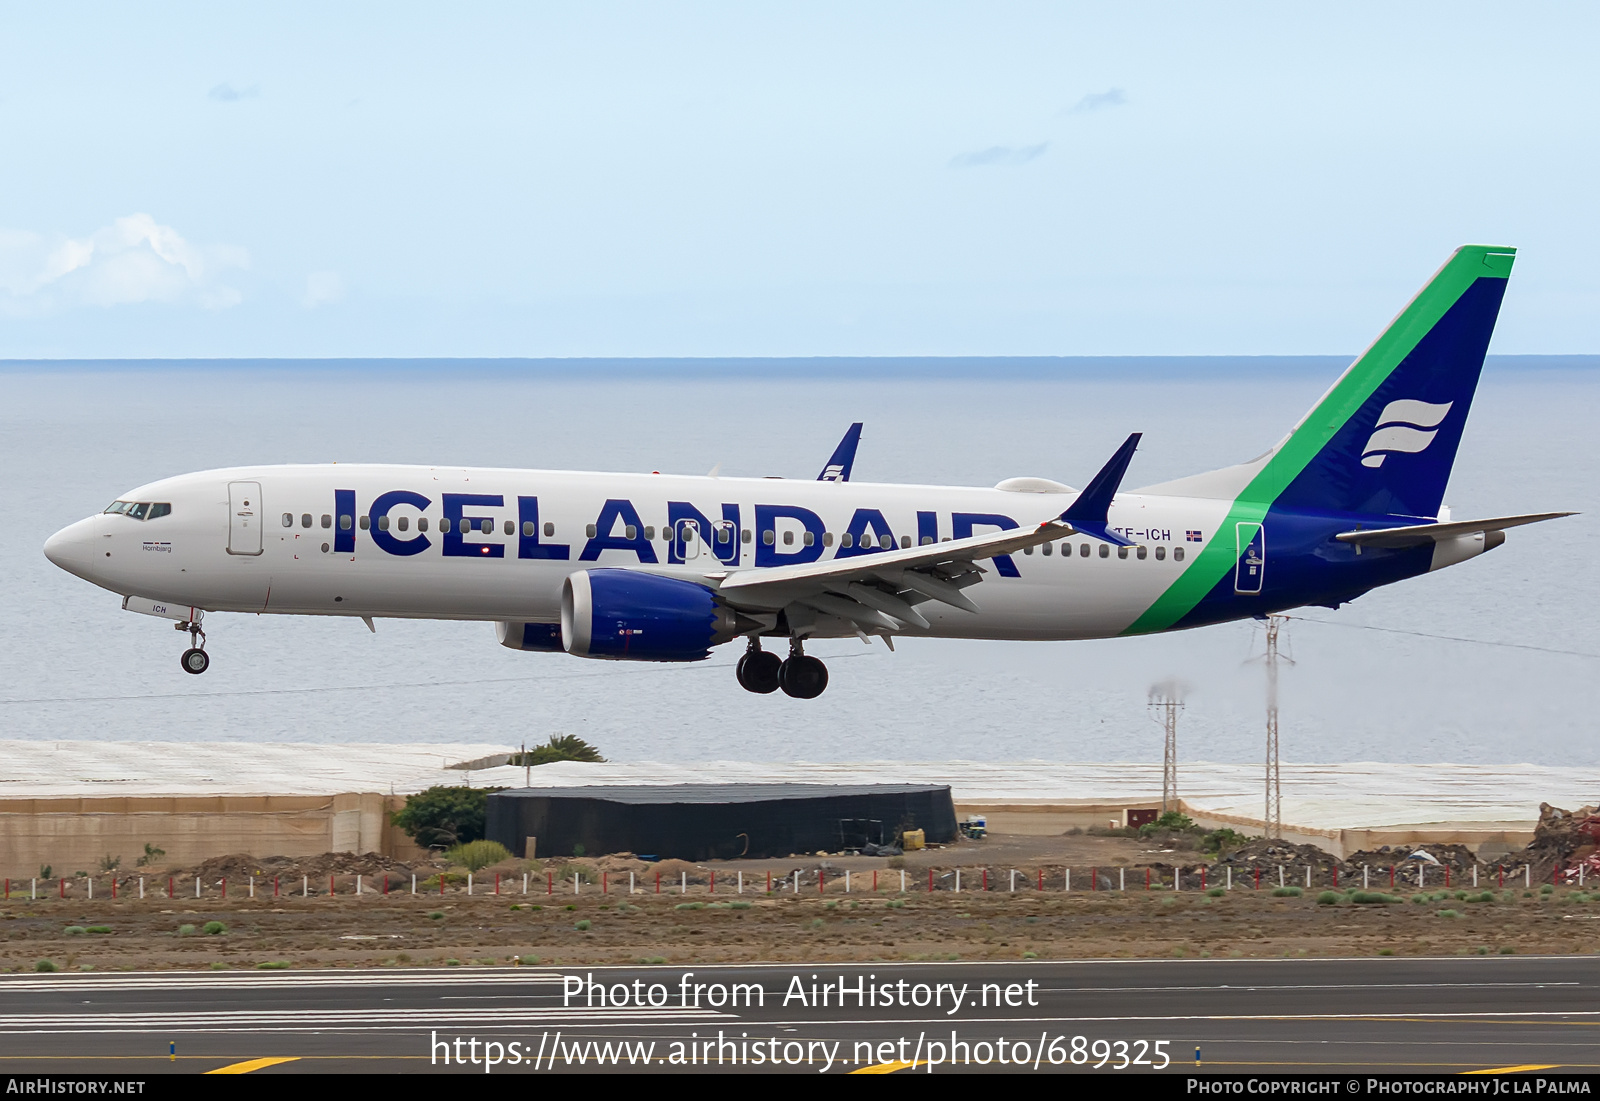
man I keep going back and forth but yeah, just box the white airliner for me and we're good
[43,246,1570,698]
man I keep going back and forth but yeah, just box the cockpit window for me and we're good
[103,501,171,520]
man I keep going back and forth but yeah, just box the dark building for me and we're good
[486,783,957,861]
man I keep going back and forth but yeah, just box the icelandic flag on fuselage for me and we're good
[1258,246,1515,521]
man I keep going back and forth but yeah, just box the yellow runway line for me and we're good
[850,1060,925,1074]
[1463,1065,1560,1075]
[206,1056,301,1074]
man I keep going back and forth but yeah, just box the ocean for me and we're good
[3,357,1595,766]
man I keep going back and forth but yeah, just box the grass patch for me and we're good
[63,926,86,936]
[1436,909,1462,919]
[887,899,907,909]
[1206,887,1226,898]
[1377,948,1395,956]
[1499,946,1515,954]
[640,956,667,965]
[675,902,704,911]
[1316,891,1341,906]
[444,958,463,967]
[256,961,290,970]
[574,920,591,931]
[1271,886,1302,898]
[443,840,511,872]
[1350,891,1402,904]
[427,911,445,920]
[177,924,196,936]
[203,921,227,935]
[86,926,112,935]
[34,960,56,972]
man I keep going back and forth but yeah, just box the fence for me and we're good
[0,861,1562,901]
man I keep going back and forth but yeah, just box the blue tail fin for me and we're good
[1269,246,1515,519]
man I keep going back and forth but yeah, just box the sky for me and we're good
[0,3,1597,358]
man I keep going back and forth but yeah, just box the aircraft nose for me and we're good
[43,516,101,579]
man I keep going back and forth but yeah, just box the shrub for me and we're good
[1411,895,1427,904]
[510,735,606,766]
[445,959,463,967]
[729,901,752,910]
[256,961,290,970]
[1350,891,1401,904]
[86,926,112,935]
[675,902,704,911]
[427,911,445,920]
[64,926,87,936]
[1316,891,1341,906]
[177,924,196,936]
[98,854,121,873]
[35,960,57,972]
[135,843,166,868]
[1436,909,1462,919]
[203,921,227,935]
[575,920,591,931]
[1271,886,1302,898]
[1377,948,1394,956]
[1022,951,1038,959]
[640,956,667,965]
[1206,887,1226,898]
[444,840,512,871]
[391,786,504,849]
[1202,828,1251,854]
[1540,884,1554,895]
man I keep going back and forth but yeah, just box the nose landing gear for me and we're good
[177,620,209,675]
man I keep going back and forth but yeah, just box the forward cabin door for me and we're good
[1234,521,1264,594]
[228,481,264,556]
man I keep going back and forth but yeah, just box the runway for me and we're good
[0,956,1596,1074]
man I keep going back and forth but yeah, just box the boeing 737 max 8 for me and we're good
[43,246,1571,698]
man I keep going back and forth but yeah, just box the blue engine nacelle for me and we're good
[560,569,746,662]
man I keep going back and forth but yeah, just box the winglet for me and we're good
[1061,433,1141,544]
[818,423,863,482]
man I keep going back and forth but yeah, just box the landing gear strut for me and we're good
[735,638,781,694]
[177,620,209,675]
[777,637,829,700]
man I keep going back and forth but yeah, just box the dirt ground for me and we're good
[4,833,1598,971]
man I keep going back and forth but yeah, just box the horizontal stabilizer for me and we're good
[1335,511,1574,549]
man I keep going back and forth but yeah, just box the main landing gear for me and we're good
[177,619,209,675]
[736,637,829,699]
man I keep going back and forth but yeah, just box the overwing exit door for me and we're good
[1234,522,1264,594]
[228,481,264,556]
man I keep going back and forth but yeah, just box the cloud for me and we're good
[303,271,345,308]
[1066,88,1127,114]
[208,82,259,103]
[949,142,1049,169]
[0,214,248,314]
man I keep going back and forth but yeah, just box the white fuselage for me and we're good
[44,464,1233,641]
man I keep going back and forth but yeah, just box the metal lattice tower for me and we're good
[1148,681,1185,815]
[1263,615,1287,839]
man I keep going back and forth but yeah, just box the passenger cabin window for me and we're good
[763,530,775,545]
[1155,546,1166,561]
[643,525,655,540]
[716,526,730,544]
[901,535,911,549]
[397,516,408,532]
[439,518,451,533]
[301,514,312,528]
[625,524,637,540]
[1024,545,1034,555]
[480,519,492,534]
[359,515,371,530]
[544,522,555,537]
[1174,547,1185,562]
[523,521,536,537]
[418,518,429,532]
[841,533,854,548]
[1136,546,1147,560]
[921,535,934,546]
[803,531,814,546]
[880,534,893,550]
[339,514,352,530]
[823,532,834,547]
[741,529,752,543]
[1098,544,1109,558]
[1117,546,1129,559]
[377,515,390,531]
[282,513,293,527]
[321,514,332,529]
[783,531,794,545]
[1080,543,1090,557]
[504,520,514,536]
[1041,542,1052,556]
[586,524,598,538]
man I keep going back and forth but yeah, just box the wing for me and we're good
[817,423,863,482]
[706,518,1075,631]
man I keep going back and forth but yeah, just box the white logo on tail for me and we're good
[1360,399,1453,468]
